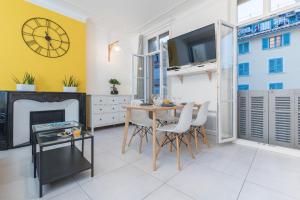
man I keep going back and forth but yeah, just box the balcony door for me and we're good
[217,21,237,143]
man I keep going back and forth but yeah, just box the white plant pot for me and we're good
[16,84,35,91]
[63,87,77,93]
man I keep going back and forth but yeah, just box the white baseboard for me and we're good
[234,139,300,158]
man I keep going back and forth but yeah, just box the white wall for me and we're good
[86,20,138,95]
[159,0,236,111]
[86,0,237,108]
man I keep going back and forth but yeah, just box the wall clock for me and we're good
[22,17,70,58]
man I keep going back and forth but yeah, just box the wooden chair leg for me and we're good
[176,135,181,171]
[156,134,167,158]
[201,126,210,148]
[139,128,145,153]
[183,134,195,159]
[194,128,199,150]
[128,126,138,147]
[169,141,173,152]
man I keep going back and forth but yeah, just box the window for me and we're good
[239,42,249,54]
[151,54,160,95]
[238,63,250,76]
[148,37,158,53]
[148,32,169,53]
[238,0,263,22]
[269,58,283,73]
[238,84,250,91]
[146,31,169,98]
[159,32,169,48]
[262,33,290,50]
[269,82,283,89]
[271,0,297,11]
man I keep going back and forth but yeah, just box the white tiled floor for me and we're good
[1,126,300,200]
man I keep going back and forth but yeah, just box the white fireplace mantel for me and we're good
[13,99,79,146]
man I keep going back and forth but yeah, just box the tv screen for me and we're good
[168,24,216,68]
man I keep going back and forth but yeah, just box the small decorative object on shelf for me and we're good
[109,78,121,95]
[12,72,36,91]
[63,75,79,92]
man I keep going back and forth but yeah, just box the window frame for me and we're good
[238,0,300,26]
[262,32,290,50]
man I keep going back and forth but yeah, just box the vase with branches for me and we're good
[109,79,121,95]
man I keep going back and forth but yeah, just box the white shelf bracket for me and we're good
[177,75,184,83]
[206,71,213,81]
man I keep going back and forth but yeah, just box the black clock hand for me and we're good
[33,34,68,43]
[48,41,54,49]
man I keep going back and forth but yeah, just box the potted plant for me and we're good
[109,79,121,95]
[12,72,36,91]
[63,75,79,92]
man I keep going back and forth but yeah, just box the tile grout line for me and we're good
[245,180,299,200]
[164,183,197,200]
[46,176,82,200]
[78,182,93,200]
[236,148,259,200]
[141,182,167,200]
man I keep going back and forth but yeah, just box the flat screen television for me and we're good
[168,24,216,68]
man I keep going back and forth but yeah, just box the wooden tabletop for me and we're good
[123,104,201,111]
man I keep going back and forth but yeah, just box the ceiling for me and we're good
[28,0,191,32]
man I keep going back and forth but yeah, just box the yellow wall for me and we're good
[0,1,86,92]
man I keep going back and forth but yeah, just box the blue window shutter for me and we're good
[269,58,283,73]
[238,84,249,91]
[277,58,283,72]
[238,64,242,75]
[238,44,243,54]
[283,33,290,46]
[238,63,249,76]
[244,43,249,53]
[245,63,249,75]
[239,42,249,54]
[269,83,283,90]
[262,38,269,50]
[269,59,275,73]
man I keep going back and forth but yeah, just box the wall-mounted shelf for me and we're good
[167,62,217,83]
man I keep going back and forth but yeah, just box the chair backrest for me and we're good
[192,101,210,126]
[130,100,149,124]
[173,102,194,133]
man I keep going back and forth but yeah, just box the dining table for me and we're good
[121,103,201,171]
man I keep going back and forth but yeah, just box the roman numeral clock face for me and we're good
[22,18,70,58]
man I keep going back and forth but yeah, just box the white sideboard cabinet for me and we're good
[87,95,131,132]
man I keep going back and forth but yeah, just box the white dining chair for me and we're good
[128,99,153,153]
[191,101,210,150]
[156,110,178,126]
[156,102,195,170]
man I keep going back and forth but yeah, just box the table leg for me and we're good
[82,135,84,157]
[91,137,94,177]
[122,109,131,154]
[33,135,36,178]
[152,111,157,171]
[39,147,43,198]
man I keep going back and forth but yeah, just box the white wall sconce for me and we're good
[108,41,120,62]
